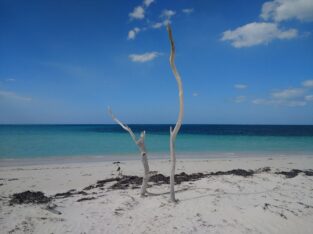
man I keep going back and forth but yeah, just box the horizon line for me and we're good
[1,123,313,126]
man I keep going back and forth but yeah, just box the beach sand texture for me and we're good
[1,156,313,234]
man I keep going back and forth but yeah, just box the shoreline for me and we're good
[1,152,313,167]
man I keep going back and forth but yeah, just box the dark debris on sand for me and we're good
[10,191,51,205]
[8,167,313,205]
[106,172,208,190]
[209,169,254,177]
[275,169,313,178]
[93,168,267,190]
[77,197,96,202]
[54,189,88,198]
[103,167,312,190]
[110,176,143,190]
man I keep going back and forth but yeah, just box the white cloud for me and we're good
[161,9,176,19]
[271,88,305,99]
[182,8,194,14]
[234,96,246,103]
[221,22,298,48]
[151,19,171,29]
[152,22,164,29]
[302,79,313,88]
[127,27,140,40]
[143,0,154,7]
[234,84,248,89]
[261,0,313,22]
[192,92,199,97]
[129,52,161,63]
[154,10,175,29]
[128,0,154,20]
[0,90,32,102]
[252,80,313,107]
[129,6,145,20]
[252,85,311,107]
[305,95,313,101]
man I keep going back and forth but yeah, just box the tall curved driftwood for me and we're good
[108,107,150,197]
[167,24,184,202]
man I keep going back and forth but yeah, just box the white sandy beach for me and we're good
[1,155,313,234]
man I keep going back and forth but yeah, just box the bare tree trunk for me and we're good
[169,127,176,202]
[167,24,184,202]
[108,108,150,197]
[140,150,150,195]
[137,131,150,196]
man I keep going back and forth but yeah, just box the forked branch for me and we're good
[108,107,150,197]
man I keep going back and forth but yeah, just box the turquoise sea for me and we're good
[0,125,313,160]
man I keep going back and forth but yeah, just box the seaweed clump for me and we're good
[10,191,51,205]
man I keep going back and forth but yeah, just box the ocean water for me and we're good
[0,124,313,159]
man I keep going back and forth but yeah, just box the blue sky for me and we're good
[1,0,313,124]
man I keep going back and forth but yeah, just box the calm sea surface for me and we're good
[1,125,313,159]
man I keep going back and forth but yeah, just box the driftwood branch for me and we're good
[108,107,137,145]
[108,107,150,197]
[167,24,184,202]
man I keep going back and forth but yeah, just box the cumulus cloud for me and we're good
[129,52,161,63]
[302,79,313,88]
[161,9,176,19]
[271,88,305,99]
[150,9,175,30]
[0,90,32,102]
[261,0,313,22]
[182,8,194,14]
[127,3,189,38]
[221,0,311,48]
[234,96,246,103]
[151,19,171,29]
[143,0,154,7]
[221,22,298,48]
[251,83,311,107]
[152,22,164,29]
[129,6,145,20]
[127,27,141,40]
[129,0,155,20]
[234,84,248,89]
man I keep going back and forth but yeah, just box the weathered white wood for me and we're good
[108,107,150,197]
[167,24,184,202]
[139,131,150,196]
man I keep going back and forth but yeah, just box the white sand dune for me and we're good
[1,156,313,234]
